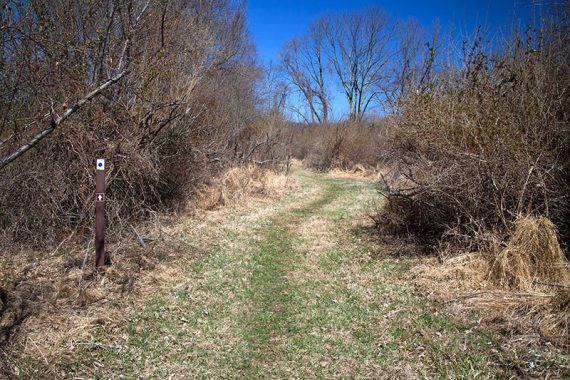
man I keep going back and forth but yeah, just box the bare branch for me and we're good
[0,71,127,169]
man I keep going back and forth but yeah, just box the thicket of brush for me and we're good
[291,120,390,171]
[374,11,570,344]
[378,17,570,264]
[0,0,290,246]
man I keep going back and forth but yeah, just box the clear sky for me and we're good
[246,0,540,118]
[247,0,540,64]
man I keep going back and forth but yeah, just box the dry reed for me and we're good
[490,217,570,291]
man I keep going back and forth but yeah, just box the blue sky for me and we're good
[246,0,539,118]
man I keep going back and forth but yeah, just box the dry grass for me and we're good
[0,165,296,377]
[490,216,570,291]
[412,257,570,378]
[0,222,195,376]
[196,165,298,210]
[328,164,378,181]
[411,217,570,348]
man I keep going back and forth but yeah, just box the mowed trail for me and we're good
[78,171,511,379]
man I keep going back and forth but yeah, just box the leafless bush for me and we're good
[291,120,389,171]
[0,0,287,246]
[378,14,570,254]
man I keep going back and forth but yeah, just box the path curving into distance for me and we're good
[78,170,512,379]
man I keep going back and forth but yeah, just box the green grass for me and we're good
[71,170,526,379]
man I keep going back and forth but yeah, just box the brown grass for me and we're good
[328,164,378,181]
[196,165,298,210]
[490,216,570,291]
[0,166,295,377]
[0,223,193,376]
[411,216,570,346]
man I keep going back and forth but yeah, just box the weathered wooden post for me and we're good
[95,159,106,269]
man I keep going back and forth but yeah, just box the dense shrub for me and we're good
[291,121,390,171]
[378,17,570,253]
[0,0,287,246]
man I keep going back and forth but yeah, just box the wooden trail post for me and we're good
[95,159,106,269]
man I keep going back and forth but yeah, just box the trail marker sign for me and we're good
[95,159,106,269]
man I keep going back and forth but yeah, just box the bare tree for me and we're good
[280,19,330,123]
[388,19,440,108]
[0,0,277,244]
[390,18,424,106]
[257,62,289,116]
[323,8,394,121]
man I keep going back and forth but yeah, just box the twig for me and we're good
[0,0,152,170]
[254,159,278,165]
[533,280,570,289]
[77,240,93,295]
[131,224,146,248]
[28,337,49,366]
[454,291,553,300]
[49,231,76,256]
[0,71,127,169]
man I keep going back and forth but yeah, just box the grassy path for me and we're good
[77,171,515,379]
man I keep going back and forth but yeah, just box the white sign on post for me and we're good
[96,159,105,171]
